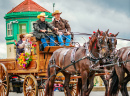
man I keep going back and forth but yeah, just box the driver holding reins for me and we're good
[51,10,72,46]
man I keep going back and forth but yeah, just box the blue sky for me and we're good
[0,0,130,58]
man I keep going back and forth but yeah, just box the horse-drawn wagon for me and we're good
[0,35,80,96]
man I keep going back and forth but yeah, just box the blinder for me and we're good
[97,36,108,50]
[107,37,116,50]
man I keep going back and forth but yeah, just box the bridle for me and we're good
[97,35,108,51]
[107,37,117,51]
[85,34,109,60]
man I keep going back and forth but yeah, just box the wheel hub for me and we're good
[0,79,2,86]
[27,86,32,91]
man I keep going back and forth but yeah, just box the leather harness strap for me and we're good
[62,49,71,67]
[71,48,79,72]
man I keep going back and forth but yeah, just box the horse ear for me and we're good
[97,29,101,34]
[105,29,109,35]
[114,32,119,37]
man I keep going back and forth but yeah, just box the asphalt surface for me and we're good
[9,91,130,96]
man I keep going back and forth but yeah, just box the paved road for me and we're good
[9,91,130,96]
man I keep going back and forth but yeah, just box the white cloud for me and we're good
[35,0,130,37]
[0,43,7,59]
[0,0,129,58]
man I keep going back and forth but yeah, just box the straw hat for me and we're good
[52,10,62,16]
[25,34,33,38]
[37,13,48,19]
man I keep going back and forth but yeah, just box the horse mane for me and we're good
[88,33,98,51]
[108,33,115,37]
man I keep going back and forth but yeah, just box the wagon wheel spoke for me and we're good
[1,85,7,96]
[25,84,28,88]
[31,82,35,88]
[0,63,9,96]
[3,86,7,93]
[2,80,7,83]
[26,77,30,85]
[31,88,35,90]
[2,74,6,81]
[0,66,3,79]
[0,69,6,80]
[31,90,35,94]
[2,83,7,87]
[26,91,30,96]
[29,78,33,85]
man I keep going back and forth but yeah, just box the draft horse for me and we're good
[98,32,119,96]
[77,30,119,96]
[109,46,130,96]
[45,30,109,96]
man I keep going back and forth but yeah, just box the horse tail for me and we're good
[48,62,50,78]
[45,57,52,96]
[109,68,119,96]
[77,78,82,95]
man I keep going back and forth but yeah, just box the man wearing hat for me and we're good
[51,10,71,46]
[33,13,57,50]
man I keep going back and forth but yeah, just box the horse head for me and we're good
[107,31,119,53]
[88,29,109,58]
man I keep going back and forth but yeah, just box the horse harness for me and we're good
[62,47,79,72]
[48,36,130,80]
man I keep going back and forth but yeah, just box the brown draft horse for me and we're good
[45,30,109,96]
[77,31,119,96]
[109,46,130,96]
[98,32,119,96]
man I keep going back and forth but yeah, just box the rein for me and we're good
[47,55,100,83]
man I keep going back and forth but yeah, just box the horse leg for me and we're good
[45,66,56,96]
[81,71,88,96]
[62,72,71,96]
[100,75,109,96]
[123,74,130,96]
[45,75,56,96]
[115,66,125,96]
[49,75,56,96]
[77,78,82,96]
[86,73,95,96]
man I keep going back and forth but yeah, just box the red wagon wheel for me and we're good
[0,63,9,96]
[23,75,38,96]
